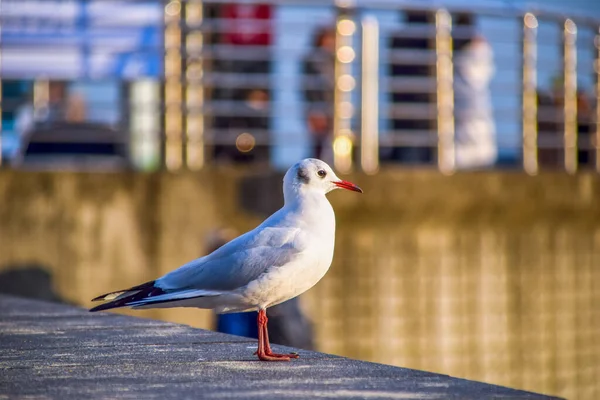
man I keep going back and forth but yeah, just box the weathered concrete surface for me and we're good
[0,295,561,400]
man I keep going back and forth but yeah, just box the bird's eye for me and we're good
[317,169,327,178]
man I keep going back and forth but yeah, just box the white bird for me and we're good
[90,158,362,361]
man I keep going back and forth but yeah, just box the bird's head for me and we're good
[283,159,362,202]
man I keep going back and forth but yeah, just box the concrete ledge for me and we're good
[0,295,561,399]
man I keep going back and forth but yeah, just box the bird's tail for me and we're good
[90,280,165,312]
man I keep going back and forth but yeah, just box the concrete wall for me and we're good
[0,168,599,399]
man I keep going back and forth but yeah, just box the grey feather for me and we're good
[157,222,308,292]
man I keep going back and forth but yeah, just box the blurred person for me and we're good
[15,81,87,137]
[11,81,129,168]
[453,34,497,169]
[302,26,336,163]
[12,81,89,162]
[208,228,315,350]
[39,81,87,124]
[41,81,68,123]
[64,92,87,123]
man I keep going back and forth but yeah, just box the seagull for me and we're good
[90,158,362,361]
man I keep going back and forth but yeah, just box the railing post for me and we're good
[435,9,454,174]
[164,0,184,171]
[130,80,161,171]
[0,86,2,167]
[0,84,2,167]
[185,0,205,170]
[360,15,379,175]
[522,13,539,175]
[333,2,356,174]
[0,23,3,167]
[595,27,600,173]
[563,18,578,174]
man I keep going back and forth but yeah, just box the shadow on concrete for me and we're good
[0,264,71,305]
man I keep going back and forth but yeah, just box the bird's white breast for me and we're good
[240,197,336,309]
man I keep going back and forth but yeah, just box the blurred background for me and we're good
[0,0,599,398]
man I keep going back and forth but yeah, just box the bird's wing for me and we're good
[127,288,220,307]
[157,225,308,292]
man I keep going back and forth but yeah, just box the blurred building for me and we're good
[0,0,598,172]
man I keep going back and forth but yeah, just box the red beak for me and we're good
[333,180,363,193]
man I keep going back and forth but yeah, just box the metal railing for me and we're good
[0,0,599,174]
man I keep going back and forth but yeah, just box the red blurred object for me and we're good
[221,3,272,46]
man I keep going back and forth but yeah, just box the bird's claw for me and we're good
[254,350,300,361]
[257,354,291,361]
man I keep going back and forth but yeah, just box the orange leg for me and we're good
[255,309,299,361]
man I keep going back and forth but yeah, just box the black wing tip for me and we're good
[89,296,132,312]
[90,280,157,302]
[89,280,162,312]
[89,303,115,312]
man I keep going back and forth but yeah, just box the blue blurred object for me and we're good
[217,312,259,339]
